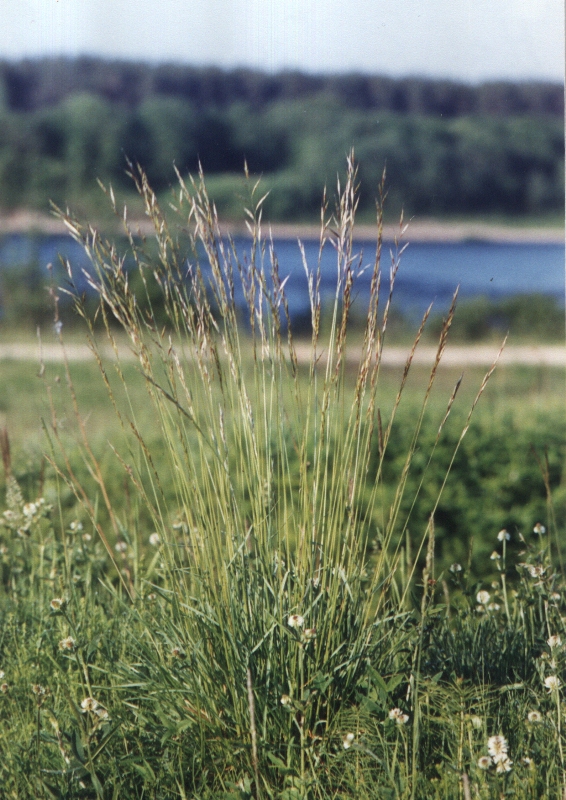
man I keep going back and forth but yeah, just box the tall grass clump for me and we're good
[0,155,564,798]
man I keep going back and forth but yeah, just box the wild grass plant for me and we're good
[0,157,564,798]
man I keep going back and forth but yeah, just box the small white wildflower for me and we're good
[388,707,409,724]
[171,647,186,659]
[288,614,304,629]
[53,320,63,335]
[82,533,92,543]
[527,710,542,723]
[551,592,561,602]
[22,503,37,518]
[2,510,16,521]
[477,756,491,769]
[149,532,161,546]
[280,694,292,706]
[487,735,508,763]
[487,602,501,612]
[471,715,483,729]
[547,635,562,648]
[0,545,7,556]
[449,563,462,573]
[114,541,127,553]
[0,671,4,680]
[533,523,546,535]
[522,756,533,766]
[31,684,46,696]
[94,707,109,720]
[342,732,355,749]
[544,675,561,692]
[0,683,8,693]
[476,591,490,605]
[303,627,317,640]
[80,697,99,713]
[50,597,65,612]
[495,757,513,773]
[69,521,83,532]
[490,551,501,561]
[58,636,76,651]
[497,529,510,541]
[527,565,546,578]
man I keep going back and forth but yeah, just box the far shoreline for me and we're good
[0,209,564,245]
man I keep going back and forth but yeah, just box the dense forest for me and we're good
[0,58,563,220]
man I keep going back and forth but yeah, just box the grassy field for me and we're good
[0,160,565,798]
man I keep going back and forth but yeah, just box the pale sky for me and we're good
[0,0,564,83]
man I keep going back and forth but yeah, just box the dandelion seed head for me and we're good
[477,756,491,769]
[495,757,513,773]
[527,710,542,723]
[544,675,561,692]
[487,735,508,762]
[476,590,490,605]
[388,707,409,724]
[80,697,99,712]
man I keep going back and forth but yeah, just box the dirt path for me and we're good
[0,209,564,244]
[0,342,564,367]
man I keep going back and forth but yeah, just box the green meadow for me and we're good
[0,161,565,798]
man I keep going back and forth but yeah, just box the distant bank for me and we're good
[0,209,563,245]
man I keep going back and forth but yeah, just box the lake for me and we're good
[0,233,563,322]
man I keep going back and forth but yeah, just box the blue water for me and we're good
[0,233,563,321]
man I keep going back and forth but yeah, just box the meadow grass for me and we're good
[0,157,565,798]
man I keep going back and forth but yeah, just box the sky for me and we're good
[0,0,564,83]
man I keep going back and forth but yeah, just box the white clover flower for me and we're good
[50,597,65,612]
[497,529,510,541]
[544,675,561,692]
[94,707,109,720]
[527,710,542,723]
[495,757,513,773]
[342,732,355,749]
[23,503,37,518]
[533,523,546,535]
[487,735,508,763]
[476,591,490,605]
[527,565,546,578]
[449,563,462,574]
[80,697,99,713]
[149,532,161,546]
[490,551,501,561]
[114,541,127,553]
[280,694,292,706]
[59,636,76,651]
[388,707,409,725]
[287,614,304,629]
[477,756,491,769]
[547,635,562,649]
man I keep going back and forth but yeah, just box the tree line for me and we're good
[0,59,563,220]
[1,58,563,117]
